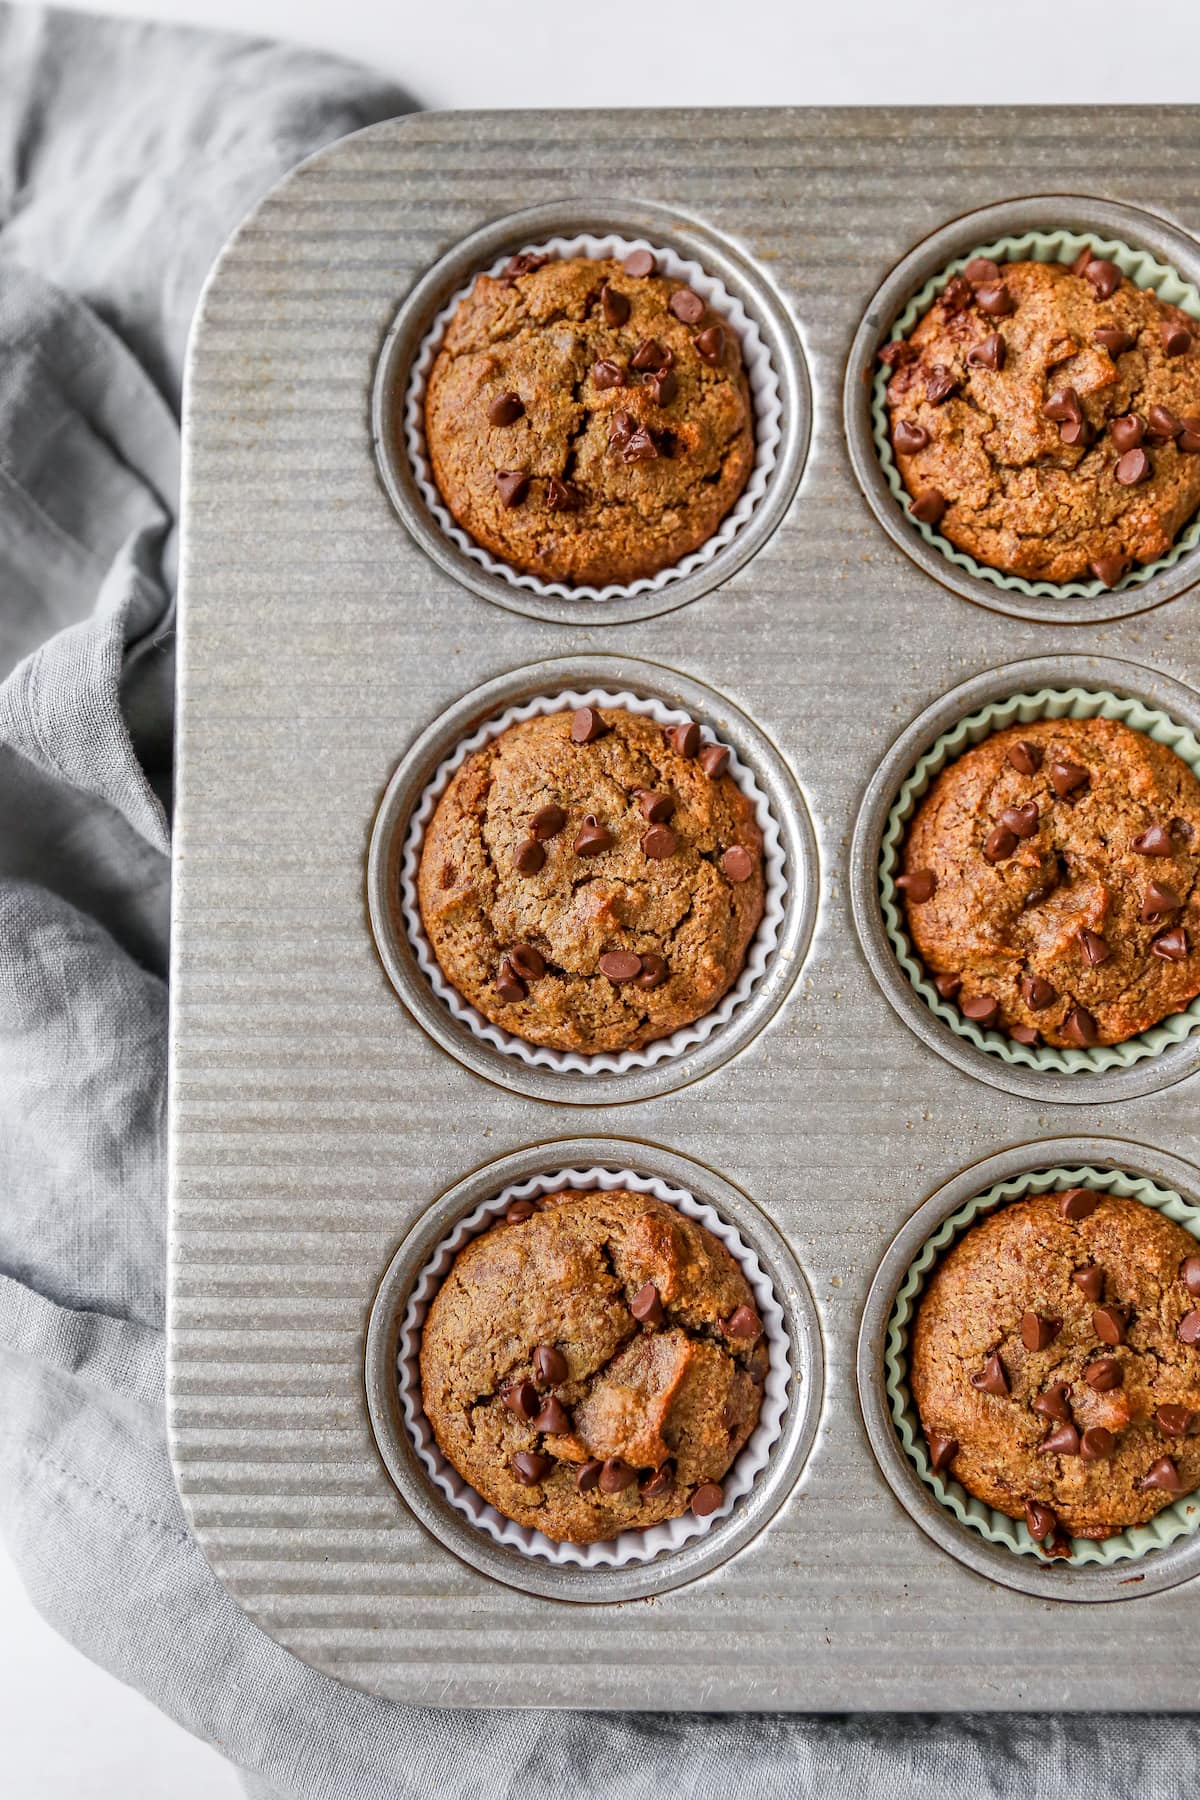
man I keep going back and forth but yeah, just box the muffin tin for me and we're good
[170,107,1200,1713]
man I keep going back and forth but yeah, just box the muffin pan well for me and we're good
[173,108,1200,1714]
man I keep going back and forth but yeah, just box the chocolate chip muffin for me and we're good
[419,1188,768,1543]
[911,1188,1200,1552]
[422,250,755,586]
[416,704,765,1054]
[898,716,1200,1049]
[881,250,1200,585]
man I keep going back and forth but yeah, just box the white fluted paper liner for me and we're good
[400,687,788,1073]
[397,1165,792,1569]
[403,232,782,603]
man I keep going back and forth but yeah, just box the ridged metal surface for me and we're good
[172,107,1200,1711]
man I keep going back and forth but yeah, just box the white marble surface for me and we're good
[4,0,1192,1790]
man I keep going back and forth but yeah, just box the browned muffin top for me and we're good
[911,1189,1200,1550]
[417,705,765,1055]
[419,1188,768,1543]
[422,251,755,586]
[899,716,1200,1049]
[883,253,1200,585]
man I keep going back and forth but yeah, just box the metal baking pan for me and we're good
[169,105,1200,1712]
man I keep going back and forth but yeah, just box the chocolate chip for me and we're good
[1043,1527,1074,1560]
[1094,325,1135,356]
[642,368,677,405]
[1000,802,1040,838]
[512,1451,553,1485]
[1010,1024,1040,1045]
[1022,974,1058,1010]
[925,365,958,405]
[495,470,530,507]
[1044,385,1083,424]
[571,705,607,744]
[533,1344,568,1386]
[694,325,725,365]
[1064,1006,1099,1047]
[1007,739,1044,776]
[1090,555,1130,587]
[984,825,1018,862]
[574,815,613,857]
[593,357,626,391]
[690,1482,724,1517]
[532,1397,570,1435]
[530,803,566,840]
[1179,418,1200,453]
[726,1305,762,1340]
[1179,1309,1200,1345]
[964,257,1002,286]
[976,284,1015,316]
[622,426,659,463]
[961,994,1000,1027]
[967,332,1006,371]
[630,339,669,374]
[1050,760,1089,798]
[1022,1311,1062,1351]
[488,391,524,427]
[722,846,755,884]
[893,419,930,454]
[1181,1255,1200,1296]
[503,1379,540,1421]
[1142,879,1183,919]
[1058,1187,1099,1221]
[1059,417,1090,448]
[1079,929,1110,967]
[1132,824,1174,855]
[1115,447,1152,485]
[909,490,947,526]
[1163,321,1193,356]
[505,1198,536,1223]
[546,476,581,511]
[514,838,545,875]
[896,869,937,902]
[878,339,913,368]
[1038,1422,1081,1457]
[1110,413,1145,451]
[638,790,675,823]
[636,952,668,990]
[630,1281,664,1326]
[1147,404,1183,440]
[1084,1357,1122,1391]
[641,824,677,860]
[601,283,630,325]
[599,1457,637,1493]
[971,1352,1009,1396]
[934,972,962,999]
[495,959,527,1005]
[698,744,730,779]
[1073,1266,1105,1302]
[501,252,549,281]
[576,1458,603,1492]
[1138,1456,1185,1493]
[668,286,705,324]
[1024,1499,1058,1543]
[1084,258,1121,299]
[1153,927,1191,962]
[1157,1405,1196,1437]
[666,721,701,758]
[508,943,546,981]
[608,409,636,449]
[1080,1426,1115,1462]
[1093,1304,1127,1345]
[623,249,656,278]
[942,275,974,313]
[642,1461,676,1498]
[599,950,642,982]
[927,1433,958,1474]
[1033,1383,1073,1422]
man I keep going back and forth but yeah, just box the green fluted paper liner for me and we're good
[880,685,1200,1073]
[886,1164,1200,1566]
[872,227,1200,599]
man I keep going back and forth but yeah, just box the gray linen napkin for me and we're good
[0,7,1194,1795]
